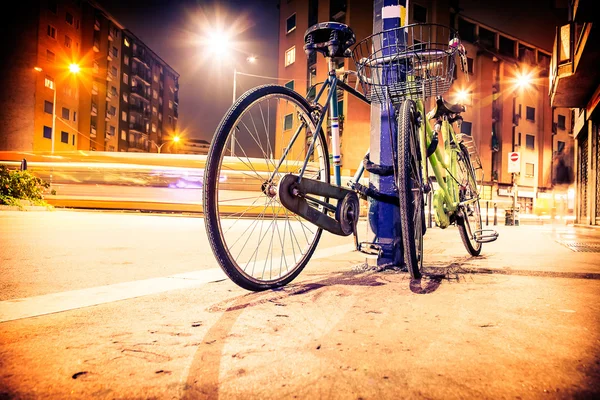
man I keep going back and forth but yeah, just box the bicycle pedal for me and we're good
[473,229,499,243]
[358,242,383,257]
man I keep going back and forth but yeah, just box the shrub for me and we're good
[0,165,52,208]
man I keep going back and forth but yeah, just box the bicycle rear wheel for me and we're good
[203,85,330,291]
[397,99,425,279]
[455,144,482,255]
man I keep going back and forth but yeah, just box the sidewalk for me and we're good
[0,214,598,399]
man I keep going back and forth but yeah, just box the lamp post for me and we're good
[151,135,180,154]
[35,63,80,153]
[230,56,257,156]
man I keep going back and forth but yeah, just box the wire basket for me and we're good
[352,23,460,105]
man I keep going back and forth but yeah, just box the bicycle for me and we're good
[203,21,499,291]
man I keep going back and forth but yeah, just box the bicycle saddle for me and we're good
[304,22,356,59]
[430,95,466,119]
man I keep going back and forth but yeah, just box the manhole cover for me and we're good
[556,241,600,252]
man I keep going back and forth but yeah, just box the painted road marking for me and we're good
[0,243,355,323]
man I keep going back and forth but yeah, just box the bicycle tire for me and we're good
[456,143,482,256]
[397,99,425,279]
[203,85,330,291]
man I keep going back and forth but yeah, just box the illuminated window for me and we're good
[168,100,173,109]
[124,38,130,47]
[47,25,56,39]
[45,76,54,90]
[153,90,158,99]
[121,130,126,140]
[123,73,128,85]
[122,93,127,102]
[121,111,126,121]
[525,163,534,177]
[285,46,295,67]
[284,113,293,130]
[124,55,129,65]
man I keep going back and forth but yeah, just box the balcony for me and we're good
[107,52,113,62]
[106,71,113,81]
[549,21,600,108]
[91,104,98,116]
[132,70,151,86]
[129,103,149,117]
[129,122,146,133]
[93,40,100,52]
[128,138,148,152]
[106,91,113,101]
[130,85,150,102]
[108,29,114,42]
[90,126,97,137]
[94,19,100,31]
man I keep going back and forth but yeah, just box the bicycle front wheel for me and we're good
[456,144,482,255]
[397,99,425,279]
[203,85,330,291]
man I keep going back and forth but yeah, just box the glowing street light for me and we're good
[34,63,80,153]
[151,134,181,154]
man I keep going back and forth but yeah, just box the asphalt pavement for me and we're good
[0,209,599,399]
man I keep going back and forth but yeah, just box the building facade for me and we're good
[549,0,599,226]
[0,0,179,154]
[277,0,573,215]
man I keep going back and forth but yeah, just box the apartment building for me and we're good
[0,0,179,154]
[277,0,573,214]
[549,0,599,226]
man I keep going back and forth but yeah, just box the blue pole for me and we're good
[367,0,407,268]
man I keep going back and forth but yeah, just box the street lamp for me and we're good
[34,63,80,153]
[510,67,533,225]
[151,135,180,154]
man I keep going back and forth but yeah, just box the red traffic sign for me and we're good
[508,152,520,173]
[510,152,519,162]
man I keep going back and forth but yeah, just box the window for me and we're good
[61,131,68,143]
[111,86,117,96]
[62,107,70,119]
[46,50,55,61]
[461,121,472,135]
[478,27,496,49]
[65,12,73,25]
[121,111,127,121]
[73,111,76,122]
[525,163,534,178]
[168,100,173,109]
[43,126,52,139]
[284,113,293,130]
[499,35,515,58]
[93,61,99,73]
[109,105,116,116]
[112,66,118,77]
[285,80,294,90]
[122,93,128,102]
[109,145,115,151]
[124,37,130,47]
[413,4,427,23]
[152,106,157,115]
[308,0,318,26]
[526,106,535,121]
[112,46,118,58]
[168,115,173,126]
[121,130,126,140]
[285,46,296,67]
[124,55,129,65]
[44,101,53,114]
[123,73,128,84]
[153,90,158,99]
[47,25,56,39]
[72,134,75,145]
[153,74,158,83]
[458,18,476,43]
[286,13,296,33]
[526,134,535,149]
[557,114,566,130]
[45,75,54,90]
[330,0,347,21]
[64,35,72,48]
[467,57,474,74]
[152,123,156,133]
[109,125,116,135]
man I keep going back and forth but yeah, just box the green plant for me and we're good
[0,165,52,208]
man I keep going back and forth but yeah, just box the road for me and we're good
[0,210,599,399]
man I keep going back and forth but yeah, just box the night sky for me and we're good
[98,0,566,144]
